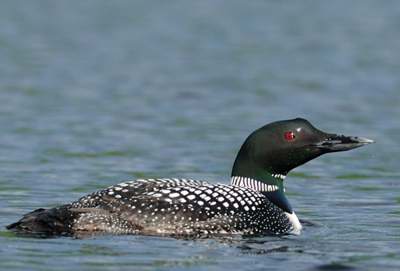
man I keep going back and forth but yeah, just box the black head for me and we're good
[232,118,374,177]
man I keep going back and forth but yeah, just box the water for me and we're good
[0,1,399,270]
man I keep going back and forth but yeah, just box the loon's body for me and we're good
[7,118,373,237]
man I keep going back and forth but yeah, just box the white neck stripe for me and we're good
[271,174,286,180]
[230,176,280,192]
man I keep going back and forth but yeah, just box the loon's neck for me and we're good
[230,173,293,214]
[230,138,294,213]
[231,152,293,213]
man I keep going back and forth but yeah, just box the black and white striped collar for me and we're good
[230,176,282,192]
[271,174,286,180]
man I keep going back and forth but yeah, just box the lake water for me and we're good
[0,1,399,270]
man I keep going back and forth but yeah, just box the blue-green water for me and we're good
[1,1,399,270]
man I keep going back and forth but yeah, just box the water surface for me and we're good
[1,1,399,270]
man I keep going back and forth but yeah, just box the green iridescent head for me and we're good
[231,118,373,213]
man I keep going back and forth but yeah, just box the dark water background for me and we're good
[0,1,399,270]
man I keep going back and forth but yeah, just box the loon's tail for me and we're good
[6,206,76,236]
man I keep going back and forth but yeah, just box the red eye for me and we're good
[284,131,296,141]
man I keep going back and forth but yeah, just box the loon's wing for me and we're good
[69,178,265,236]
[69,178,230,235]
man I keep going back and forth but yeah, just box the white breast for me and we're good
[285,211,302,235]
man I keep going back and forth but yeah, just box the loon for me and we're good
[7,118,373,237]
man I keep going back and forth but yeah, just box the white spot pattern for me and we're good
[70,178,295,236]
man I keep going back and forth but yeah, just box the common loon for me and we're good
[7,118,373,237]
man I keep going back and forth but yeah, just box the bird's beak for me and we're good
[312,134,374,152]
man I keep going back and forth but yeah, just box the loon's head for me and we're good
[232,118,373,178]
[231,118,373,213]
[232,117,374,180]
